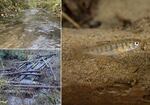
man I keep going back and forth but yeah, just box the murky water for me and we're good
[0,8,60,49]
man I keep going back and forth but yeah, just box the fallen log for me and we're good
[8,81,42,85]
[3,89,35,95]
[6,84,60,89]
[0,68,17,71]
[2,72,42,76]
[42,57,57,81]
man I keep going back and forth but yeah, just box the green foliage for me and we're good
[28,0,38,8]
[0,0,28,18]
[0,51,6,59]
[0,100,7,105]
[38,0,60,11]
[33,90,61,105]
[44,90,61,105]
[0,79,7,87]
[6,50,27,60]
[0,79,7,105]
[28,0,61,17]
[0,0,60,19]
[0,50,27,60]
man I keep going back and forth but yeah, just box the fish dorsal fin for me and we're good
[96,41,111,46]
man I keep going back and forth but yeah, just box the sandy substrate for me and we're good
[62,0,150,104]
[62,28,150,105]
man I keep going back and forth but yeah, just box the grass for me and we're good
[33,90,61,105]
[28,0,61,16]
[0,0,60,19]
[0,0,27,18]
[0,79,7,105]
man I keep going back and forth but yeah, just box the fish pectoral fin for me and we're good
[108,54,128,65]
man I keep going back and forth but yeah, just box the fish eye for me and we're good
[134,42,139,46]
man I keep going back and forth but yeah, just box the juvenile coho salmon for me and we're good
[83,39,142,56]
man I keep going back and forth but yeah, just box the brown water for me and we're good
[0,9,60,49]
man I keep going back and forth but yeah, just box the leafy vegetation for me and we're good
[37,0,61,15]
[45,90,61,105]
[0,50,27,60]
[0,0,28,18]
[0,79,7,105]
[0,0,60,18]
[34,90,61,105]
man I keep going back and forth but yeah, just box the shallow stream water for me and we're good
[0,8,60,49]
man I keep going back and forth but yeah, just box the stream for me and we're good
[0,8,60,49]
[0,50,61,105]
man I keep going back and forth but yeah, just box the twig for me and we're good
[62,11,81,29]
[0,58,4,69]
[42,57,57,81]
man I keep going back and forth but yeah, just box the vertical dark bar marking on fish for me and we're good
[105,45,108,51]
[96,47,100,53]
[83,38,141,56]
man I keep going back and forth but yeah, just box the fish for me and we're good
[82,39,142,56]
